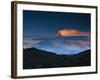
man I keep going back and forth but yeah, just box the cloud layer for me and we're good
[23,29,90,54]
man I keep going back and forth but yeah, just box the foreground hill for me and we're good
[23,47,91,69]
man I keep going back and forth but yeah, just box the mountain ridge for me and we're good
[23,47,91,69]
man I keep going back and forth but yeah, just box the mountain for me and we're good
[23,47,91,69]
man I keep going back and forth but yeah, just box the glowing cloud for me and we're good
[57,29,90,37]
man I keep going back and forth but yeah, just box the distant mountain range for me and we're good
[23,47,91,69]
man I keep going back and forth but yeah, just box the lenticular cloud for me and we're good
[57,29,90,37]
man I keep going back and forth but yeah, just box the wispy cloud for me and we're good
[23,39,41,48]
[57,29,90,37]
[66,40,90,48]
[53,39,90,48]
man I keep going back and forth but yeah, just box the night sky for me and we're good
[23,10,91,54]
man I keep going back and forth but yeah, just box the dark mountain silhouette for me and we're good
[23,47,91,69]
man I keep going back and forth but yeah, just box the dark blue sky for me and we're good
[23,10,91,54]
